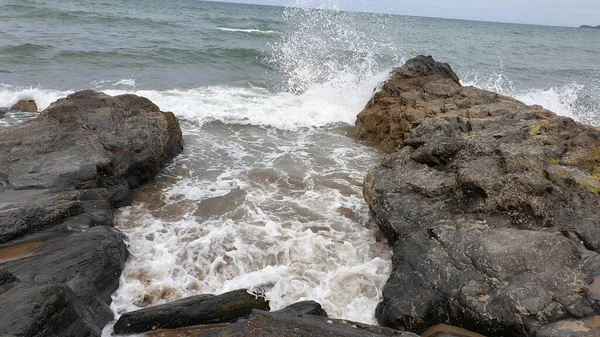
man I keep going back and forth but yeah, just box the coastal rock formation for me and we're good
[0,90,184,336]
[140,302,419,337]
[196,310,420,337]
[580,25,600,29]
[10,99,37,112]
[113,289,270,335]
[356,56,600,336]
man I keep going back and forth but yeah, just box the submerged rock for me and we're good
[10,99,37,112]
[357,56,600,336]
[0,90,184,336]
[113,289,270,335]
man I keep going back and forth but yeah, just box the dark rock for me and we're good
[0,90,183,196]
[1,226,128,327]
[10,99,37,112]
[198,310,420,337]
[0,283,101,337]
[357,56,600,336]
[580,25,600,29]
[0,90,184,336]
[274,300,328,317]
[113,289,270,335]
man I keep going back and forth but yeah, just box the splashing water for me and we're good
[104,3,395,335]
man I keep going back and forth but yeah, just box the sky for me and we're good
[204,0,600,27]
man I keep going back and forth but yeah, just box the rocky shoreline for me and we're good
[1,56,599,336]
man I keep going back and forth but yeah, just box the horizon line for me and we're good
[199,0,586,29]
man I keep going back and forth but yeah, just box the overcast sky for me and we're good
[204,0,600,27]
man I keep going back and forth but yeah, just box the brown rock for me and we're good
[357,56,600,336]
[10,99,37,112]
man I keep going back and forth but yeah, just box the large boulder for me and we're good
[357,56,600,336]
[0,90,184,206]
[10,99,37,112]
[0,90,184,336]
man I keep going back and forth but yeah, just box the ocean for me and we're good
[1,0,599,334]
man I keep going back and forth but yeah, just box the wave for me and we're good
[0,43,54,54]
[2,75,596,130]
[3,3,181,29]
[0,75,384,130]
[112,79,136,88]
[216,27,277,34]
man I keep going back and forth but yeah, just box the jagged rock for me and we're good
[113,289,270,335]
[0,90,184,336]
[357,56,600,336]
[10,99,37,112]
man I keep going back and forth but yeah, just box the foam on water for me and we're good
[0,70,388,129]
[105,125,391,332]
[112,79,136,87]
[216,27,277,34]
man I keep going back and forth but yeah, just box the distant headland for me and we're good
[580,25,600,29]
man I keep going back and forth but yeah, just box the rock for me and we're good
[1,226,128,326]
[0,90,184,336]
[0,283,101,337]
[0,90,183,196]
[357,56,600,336]
[580,25,600,29]
[0,108,5,118]
[10,99,37,112]
[274,300,328,317]
[197,310,420,337]
[113,289,270,335]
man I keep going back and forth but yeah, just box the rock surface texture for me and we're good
[113,289,271,335]
[10,99,38,112]
[356,56,600,336]
[0,90,183,336]
[136,301,420,337]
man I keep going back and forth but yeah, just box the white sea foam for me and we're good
[216,27,277,34]
[106,125,391,331]
[112,79,136,87]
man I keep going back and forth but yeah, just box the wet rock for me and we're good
[274,300,328,317]
[0,283,101,337]
[10,99,37,112]
[198,310,420,337]
[357,56,600,336]
[113,289,270,335]
[0,90,183,195]
[0,90,184,336]
[1,227,128,327]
